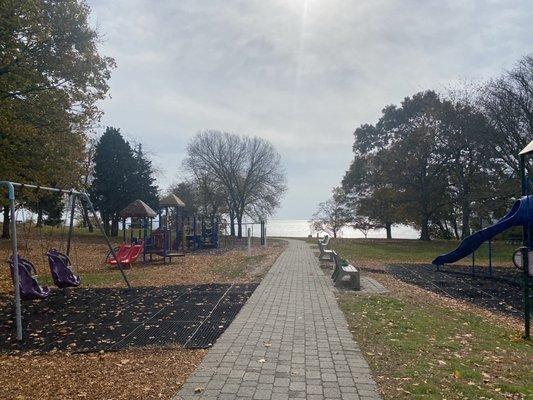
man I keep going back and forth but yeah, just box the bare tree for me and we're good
[351,216,374,239]
[309,187,351,239]
[481,55,533,175]
[183,130,286,237]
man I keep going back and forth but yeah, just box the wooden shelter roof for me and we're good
[119,199,157,218]
[159,193,186,208]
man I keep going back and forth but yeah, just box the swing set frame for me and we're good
[0,181,131,341]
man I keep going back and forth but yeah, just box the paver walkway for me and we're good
[174,239,381,400]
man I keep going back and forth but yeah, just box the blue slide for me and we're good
[432,196,533,266]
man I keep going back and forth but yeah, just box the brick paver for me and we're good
[174,239,381,400]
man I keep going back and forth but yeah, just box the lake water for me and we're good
[248,219,420,239]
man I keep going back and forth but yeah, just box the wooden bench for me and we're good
[318,240,334,261]
[332,251,360,290]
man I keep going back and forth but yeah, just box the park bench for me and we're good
[319,235,330,247]
[318,239,334,261]
[331,251,360,290]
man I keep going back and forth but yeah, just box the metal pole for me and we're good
[520,154,530,339]
[247,227,251,256]
[8,182,85,196]
[6,183,23,341]
[66,193,76,256]
[488,239,493,276]
[82,194,131,289]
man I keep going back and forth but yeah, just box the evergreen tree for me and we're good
[130,144,159,211]
[90,128,160,236]
[90,127,136,236]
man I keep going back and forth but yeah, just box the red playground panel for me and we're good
[106,242,144,266]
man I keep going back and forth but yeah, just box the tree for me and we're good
[343,93,452,241]
[443,100,507,238]
[343,150,403,239]
[0,0,114,237]
[169,181,199,217]
[169,177,226,221]
[184,130,286,237]
[0,0,114,124]
[481,55,533,176]
[27,191,65,227]
[310,187,351,239]
[130,144,159,211]
[91,128,159,235]
[351,216,374,239]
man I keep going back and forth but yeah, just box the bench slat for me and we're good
[342,265,357,272]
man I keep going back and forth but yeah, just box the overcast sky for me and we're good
[87,0,533,219]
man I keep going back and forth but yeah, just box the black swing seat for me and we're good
[46,249,81,288]
[8,255,50,300]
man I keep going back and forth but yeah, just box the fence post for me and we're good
[247,228,252,256]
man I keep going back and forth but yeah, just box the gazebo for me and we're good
[119,199,157,244]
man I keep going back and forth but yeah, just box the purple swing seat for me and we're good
[46,249,81,289]
[8,255,50,300]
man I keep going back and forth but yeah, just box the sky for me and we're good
[87,0,533,220]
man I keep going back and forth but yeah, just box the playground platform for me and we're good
[174,239,381,400]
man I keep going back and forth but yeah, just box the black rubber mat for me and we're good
[388,264,530,318]
[0,283,258,353]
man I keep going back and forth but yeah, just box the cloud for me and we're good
[88,0,533,218]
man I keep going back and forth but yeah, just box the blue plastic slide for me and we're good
[432,196,533,266]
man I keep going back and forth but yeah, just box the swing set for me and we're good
[1,181,131,341]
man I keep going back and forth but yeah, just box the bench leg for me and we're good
[331,265,339,280]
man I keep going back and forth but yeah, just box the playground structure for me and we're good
[106,199,156,267]
[184,214,220,250]
[0,181,131,342]
[144,193,186,262]
[433,140,533,338]
[113,194,221,265]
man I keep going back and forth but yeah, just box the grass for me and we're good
[0,231,287,292]
[214,253,267,279]
[40,270,124,287]
[329,238,517,266]
[340,292,533,399]
[325,237,531,398]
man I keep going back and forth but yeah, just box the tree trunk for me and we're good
[111,217,119,236]
[2,206,10,239]
[436,220,449,239]
[385,222,392,239]
[102,213,110,236]
[237,214,242,238]
[461,201,471,239]
[81,203,94,232]
[333,228,337,239]
[229,211,235,236]
[420,215,430,241]
[450,212,460,240]
[36,205,43,228]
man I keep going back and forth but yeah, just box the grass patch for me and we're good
[330,238,516,266]
[40,271,123,287]
[215,254,266,280]
[340,293,532,399]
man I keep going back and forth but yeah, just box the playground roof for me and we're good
[120,199,157,218]
[159,193,186,208]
